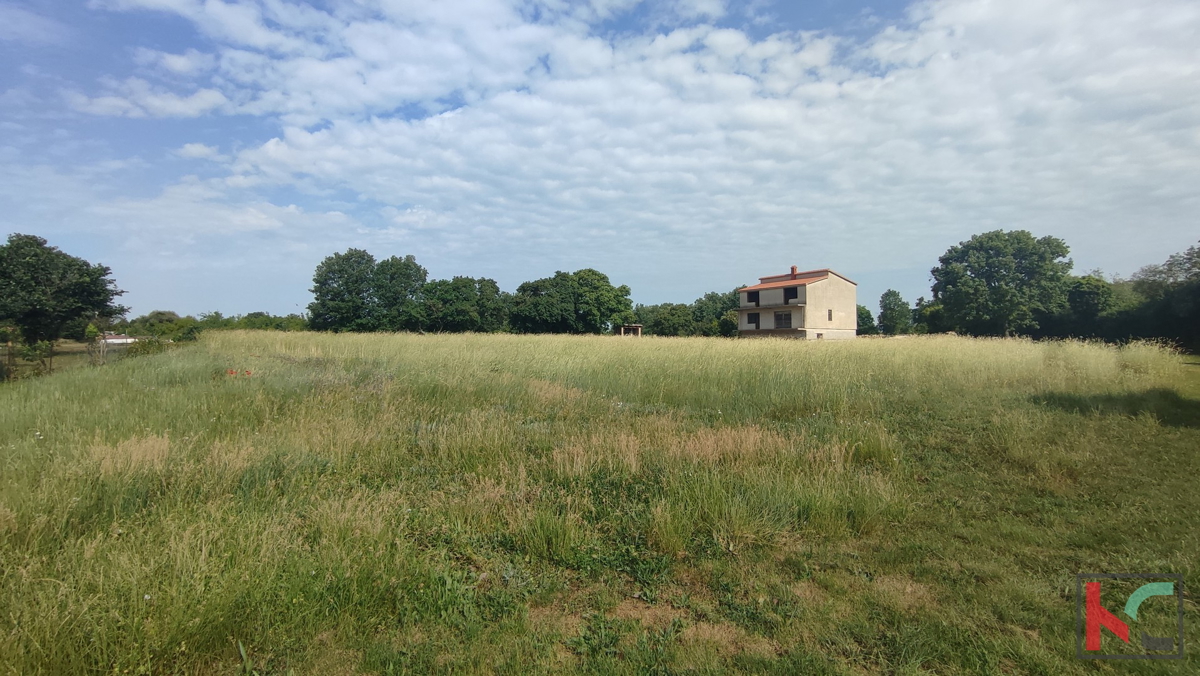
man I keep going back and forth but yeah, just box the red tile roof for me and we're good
[740,268,855,293]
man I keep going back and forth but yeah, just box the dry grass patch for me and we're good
[90,433,169,475]
[298,632,365,676]
[528,605,585,638]
[680,621,778,660]
[665,424,793,466]
[526,378,586,405]
[0,505,15,536]
[610,598,687,630]
[872,574,935,613]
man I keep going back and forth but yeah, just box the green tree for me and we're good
[0,234,127,371]
[931,230,1071,336]
[474,278,511,332]
[856,305,878,335]
[717,310,739,337]
[423,277,483,332]
[374,255,427,331]
[1067,275,1114,322]
[510,272,578,334]
[877,290,912,335]
[691,289,740,336]
[646,303,695,336]
[308,249,378,332]
[511,269,631,334]
[572,269,633,334]
[1115,241,1200,349]
[911,297,949,334]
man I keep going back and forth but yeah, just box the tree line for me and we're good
[3,229,1198,379]
[855,230,1200,350]
[307,248,751,337]
[306,249,635,334]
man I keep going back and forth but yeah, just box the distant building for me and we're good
[102,334,139,345]
[737,267,857,339]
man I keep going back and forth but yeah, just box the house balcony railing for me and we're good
[741,300,806,309]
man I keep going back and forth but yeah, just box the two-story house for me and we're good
[737,267,857,339]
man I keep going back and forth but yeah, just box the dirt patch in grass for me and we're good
[872,574,935,612]
[610,598,687,629]
[528,605,585,638]
[789,579,827,607]
[680,621,777,658]
[299,632,364,676]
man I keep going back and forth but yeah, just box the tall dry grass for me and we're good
[0,331,1191,674]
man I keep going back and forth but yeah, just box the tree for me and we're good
[423,277,482,332]
[474,278,511,332]
[717,310,739,337]
[646,303,695,336]
[691,289,741,336]
[572,268,633,334]
[510,272,578,334]
[1115,240,1200,349]
[877,290,912,335]
[856,305,878,335]
[911,297,949,334]
[308,249,378,332]
[0,234,127,371]
[931,230,1071,336]
[510,269,631,334]
[374,255,427,331]
[1067,275,1114,322]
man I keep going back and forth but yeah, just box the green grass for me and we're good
[1,331,1197,674]
[1,340,106,380]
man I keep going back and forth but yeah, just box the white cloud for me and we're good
[175,142,227,161]
[66,78,229,117]
[133,47,216,76]
[35,0,1200,308]
[0,4,70,45]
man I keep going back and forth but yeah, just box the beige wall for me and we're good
[805,329,857,340]
[802,277,857,333]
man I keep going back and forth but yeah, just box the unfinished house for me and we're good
[738,267,857,339]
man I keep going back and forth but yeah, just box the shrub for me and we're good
[124,336,170,357]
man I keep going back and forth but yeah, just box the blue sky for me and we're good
[2,0,1198,318]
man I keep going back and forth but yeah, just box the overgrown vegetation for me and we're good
[913,232,1200,349]
[1,332,1195,673]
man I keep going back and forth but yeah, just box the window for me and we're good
[747,291,760,307]
[774,311,792,329]
[827,309,833,321]
[747,312,760,329]
[784,287,798,304]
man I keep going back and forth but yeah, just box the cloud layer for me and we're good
[7,0,1200,313]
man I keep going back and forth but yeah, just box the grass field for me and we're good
[1,331,1197,674]
[1,340,106,380]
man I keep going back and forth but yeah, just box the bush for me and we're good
[124,336,170,357]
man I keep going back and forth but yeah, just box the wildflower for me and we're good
[244,370,252,376]
[144,594,151,601]
[227,369,236,375]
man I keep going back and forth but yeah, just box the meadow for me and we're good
[0,331,1197,674]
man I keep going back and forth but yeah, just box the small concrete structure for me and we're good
[618,324,643,337]
[737,267,857,339]
[102,334,139,345]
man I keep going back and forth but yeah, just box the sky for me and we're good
[1,0,1198,318]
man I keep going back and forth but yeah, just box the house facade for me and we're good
[737,267,857,339]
